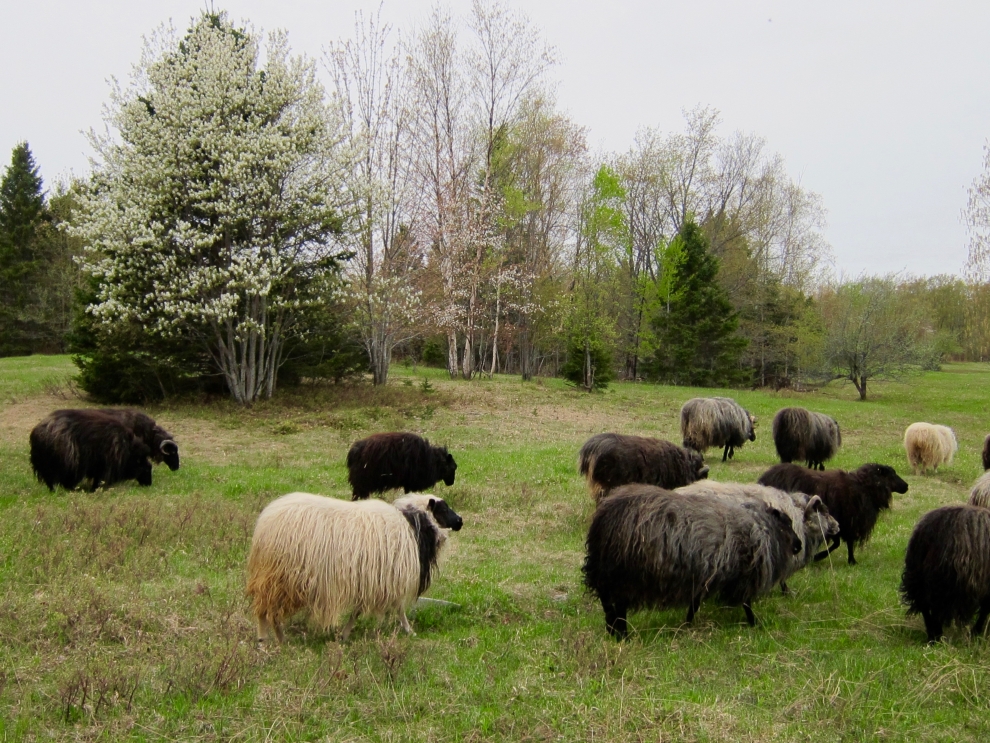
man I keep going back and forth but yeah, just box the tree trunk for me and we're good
[447,329,459,379]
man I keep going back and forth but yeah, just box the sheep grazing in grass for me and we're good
[246,492,463,642]
[771,407,841,470]
[983,434,990,471]
[903,422,957,475]
[901,504,990,644]
[582,483,801,639]
[99,408,180,471]
[758,462,908,565]
[578,433,709,503]
[680,397,756,462]
[347,432,457,500]
[29,409,154,492]
[675,481,839,593]
[969,473,990,509]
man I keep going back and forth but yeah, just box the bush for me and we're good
[561,334,613,391]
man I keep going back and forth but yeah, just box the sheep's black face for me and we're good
[429,498,463,531]
[161,440,180,471]
[442,452,457,487]
[688,451,709,480]
[881,466,909,494]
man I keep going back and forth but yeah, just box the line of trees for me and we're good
[3,5,990,403]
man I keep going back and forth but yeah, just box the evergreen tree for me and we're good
[0,142,47,355]
[649,218,748,386]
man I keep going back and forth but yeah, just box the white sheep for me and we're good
[904,423,958,475]
[246,492,462,642]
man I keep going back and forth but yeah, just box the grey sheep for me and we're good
[771,407,841,470]
[582,483,801,638]
[680,397,756,462]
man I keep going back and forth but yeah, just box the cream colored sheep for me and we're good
[904,423,958,475]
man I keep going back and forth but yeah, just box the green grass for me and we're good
[2,356,990,740]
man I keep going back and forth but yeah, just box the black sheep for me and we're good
[901,505,990,644]
[583,484,801,638]
[347,432,457,500]
[757,462,908,565]
[578,433,709,503]
[30,410,154,492]
[99,408,180,470]
[983,434,990,471]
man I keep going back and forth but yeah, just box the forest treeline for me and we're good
[3,4,990,403]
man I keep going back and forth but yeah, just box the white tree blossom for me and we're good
[73,12,349,403]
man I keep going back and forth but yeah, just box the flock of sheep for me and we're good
[24,397,990,646]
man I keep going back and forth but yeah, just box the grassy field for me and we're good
[2,355,990,741]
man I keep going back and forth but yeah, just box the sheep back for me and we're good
[578,433,709,502]
[772,407,841,470]
[247,492,458,640]
[347,432,457,500]
[969,472,990,509]
[900,504,990,643]
[29,409,154,491]
[903,423,957,474]
[582,484,800,638]
[680,397,756,462]
[99,408,179,470]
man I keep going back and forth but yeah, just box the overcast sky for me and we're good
[2,0,987,277]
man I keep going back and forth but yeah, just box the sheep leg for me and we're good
[399,611,415,636]
[742,603,757,627]
[846,540,857,566]
[339,612,358,642]
[780,581,789,596]
[973,603,990,637]
[922,610,943,644]
[603,602,628,639]
[722,445,730,463]
[255,614,271,643]
[814,536,842,561]
[686,594,703,623]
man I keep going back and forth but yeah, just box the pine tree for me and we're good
[0,142,47,355]
[649,218,748,386]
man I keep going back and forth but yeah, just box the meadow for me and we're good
[1,355,989,741]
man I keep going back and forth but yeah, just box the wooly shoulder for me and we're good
[29,409,154,492]
[99,408,179,470]
[676,481,839,593]
[772,407,841,470]
[582,483,801,639]
[347,432,457,500]
[901,504,990,643]
[680,397,756,463]
[969,472,990,510]
[758,462,908,565]
[246,492,462,642]
[903,422,957,475]
[578,433,709,503]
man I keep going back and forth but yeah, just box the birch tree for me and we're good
[327,9,419,385]
[73,12,348,404]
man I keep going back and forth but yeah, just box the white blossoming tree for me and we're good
[73,12,349,403]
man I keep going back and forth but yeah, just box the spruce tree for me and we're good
[649,218,748,386]
[0,142,47,355]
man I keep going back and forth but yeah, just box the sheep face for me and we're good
[872,464,909,495]
[428,497,463,531]
[746,414,757,442]
[438,450,457,487]
[769,507,802,556]
[805,495,840,542]
[689,450,710,480]
[160,440,180,471]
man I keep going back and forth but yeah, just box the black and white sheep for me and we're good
[904,422,957,474]
[771,407,841,470]
[900,504,990,643]
[680,397,756,462]
[578,433,709,503]
[29,409,154,492]
[757,462,909,565]
[246,492,463,642]
[582,483,801,638]
[675,481,840,593]
[347,432,457,500]
[99,408,180,471]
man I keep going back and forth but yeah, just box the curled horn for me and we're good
[161,440,178,455]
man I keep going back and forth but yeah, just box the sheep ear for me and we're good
[427,498,438,511]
